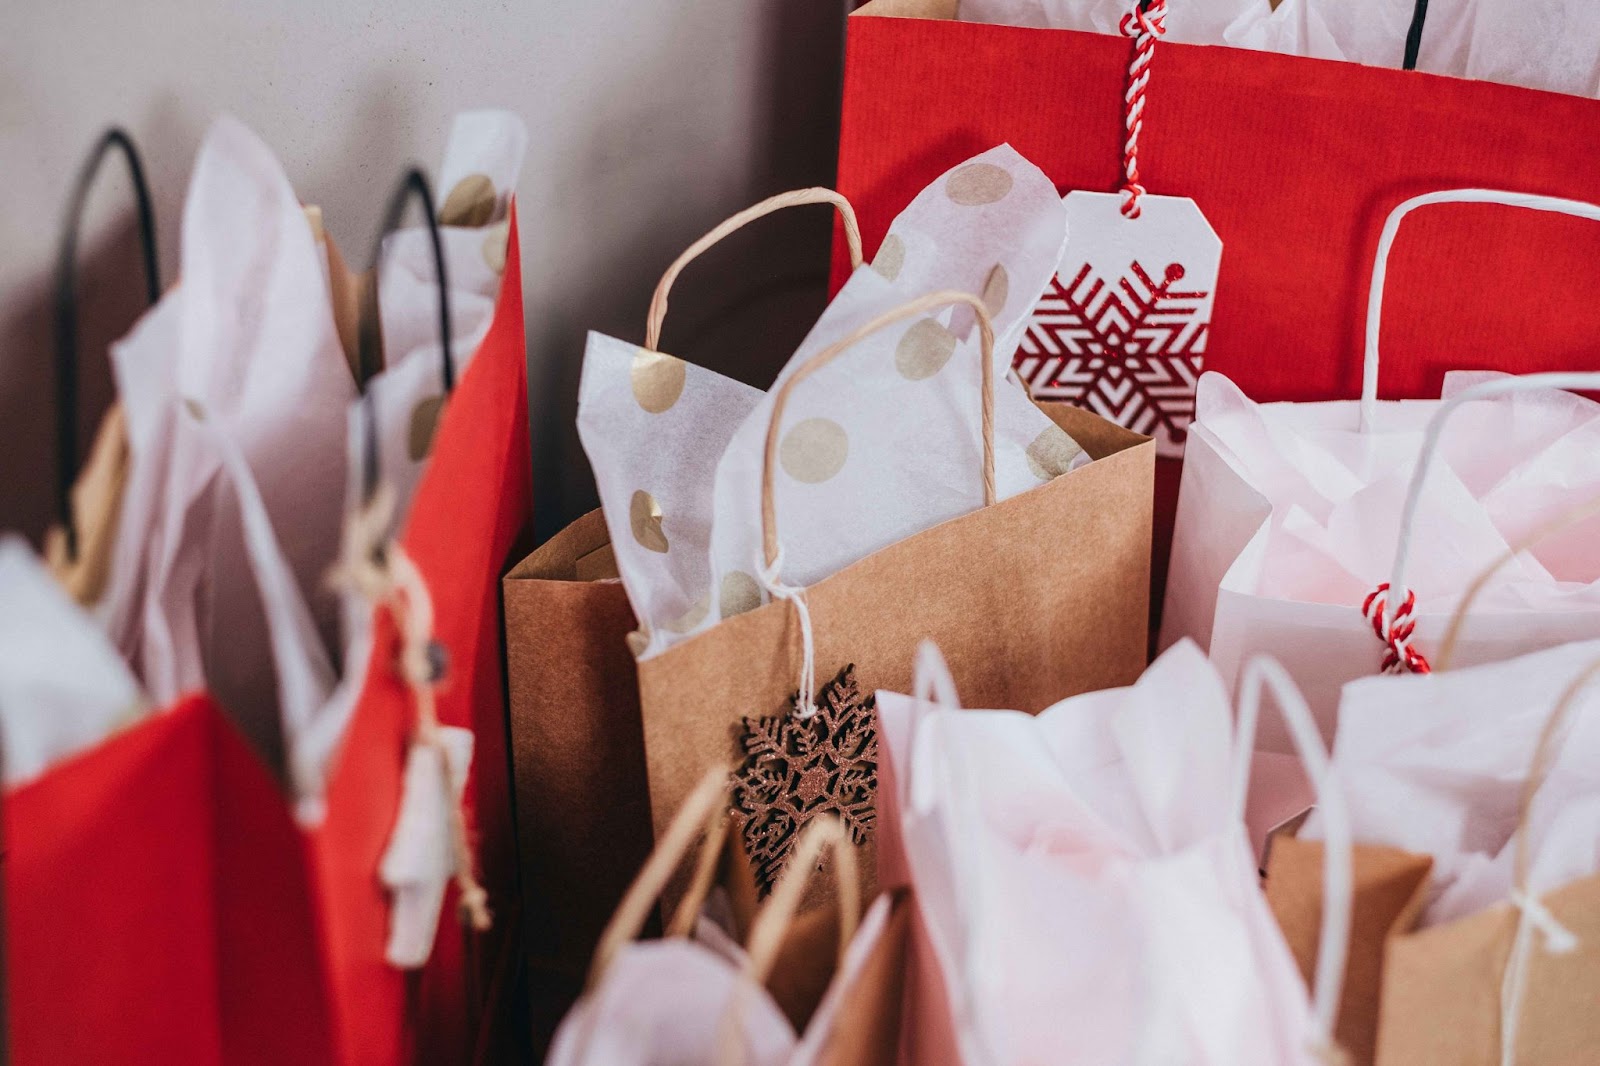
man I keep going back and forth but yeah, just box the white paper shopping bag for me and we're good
[874,641,1353,1065]
[1162,190,1600,764]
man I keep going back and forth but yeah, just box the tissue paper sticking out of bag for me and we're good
[961,0,1600,99]
[0,537,148,786]
[580,144,1086,657]
[1199,370,1600,616]
[99,115,349,773]
[1305,639,1600,927]
[97,111,525,804]
[960,0,1274,47]
[347,109,528,543]
[876,640,1324,1065]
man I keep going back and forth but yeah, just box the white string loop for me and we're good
[756,549,816,719]
[1500,890,1580,1066]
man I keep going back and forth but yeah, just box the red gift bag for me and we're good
[6,142,529,1066]
[1,130,228,1066]
[212,187,532,1066]
[5,697,231,1065]
[835,1,1600,598]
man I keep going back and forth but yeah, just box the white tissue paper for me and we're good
[103,115,349,767]
[0,536,147,787]
[876,640,1326,1065]
[1162,370,1600,758]
[1306,640,1600,928]
[961,0,1600,99]
[960,0,1274,47]
[297,109,526,805]
[1288,0,1600,98]
[98,111,524,806]
[580,144,1085,657]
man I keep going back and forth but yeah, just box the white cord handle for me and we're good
[1230,657,1352,1047]
[1361,189,1600,432]
[902,639,963,816]
[904,641,1003,1066]
[1383,371,1600,635]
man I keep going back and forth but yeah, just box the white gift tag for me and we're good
[1015,191,1222,458]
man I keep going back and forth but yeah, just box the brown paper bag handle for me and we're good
[716,818,861,1066]
[1434,493,1600,671]
[645,188,865,352]
[1495,654,1600,1059]
[1512,658,1600,894]
[585,767,731,992]
[761,290,997,569]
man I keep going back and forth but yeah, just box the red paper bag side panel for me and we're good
[306,205,531,1066]
[6,697,225,1066]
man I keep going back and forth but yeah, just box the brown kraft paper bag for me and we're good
[1267,659,1600,1066]
[503,510,653,1041]
[636,289,1153,914]
[503,190,871,1036]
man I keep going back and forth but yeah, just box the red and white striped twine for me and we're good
[1361,583,1432,675]
[1118,0,1169,219]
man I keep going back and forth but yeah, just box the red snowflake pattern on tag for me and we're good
[1014,258,1209,457]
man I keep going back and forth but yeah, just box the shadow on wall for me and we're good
[1,0,851,549]
[527,0,851,541]
[0,67,421,547]
[0,216,147,546]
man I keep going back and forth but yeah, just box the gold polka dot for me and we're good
[439,173,497,228]
[481,220,509,273]
[408,396,445,461]
[981,263,1009,316]
[183,397,206,421]
[945,163,1013,206]
[629,490,669,553]
[780,418,849,484]
[719,570,762,617]
[663,593,710,634]
[1026,425,1087,481]
[630,349,687,414]
[871,234,905,281]
[895,318,958,380]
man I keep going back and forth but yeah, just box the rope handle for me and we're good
[1372,372,1600,672]
[53,128,161,563]
[645,188,865,352]
[1360,190,1600,432]
[760,289,996,570]
[1511,658,1600,901]
[716,818,861,1066]
[1497,655,1597,1065]
[585,767,731,992]
[1435,493,1600,671]
[901,639,963,812]
[1230,657,1352,1052]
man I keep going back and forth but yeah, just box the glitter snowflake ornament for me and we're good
[731,664,878,895]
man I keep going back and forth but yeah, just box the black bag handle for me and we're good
[1403,0,1429,71]
[357,168,455,505]
[53,128,161,561]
